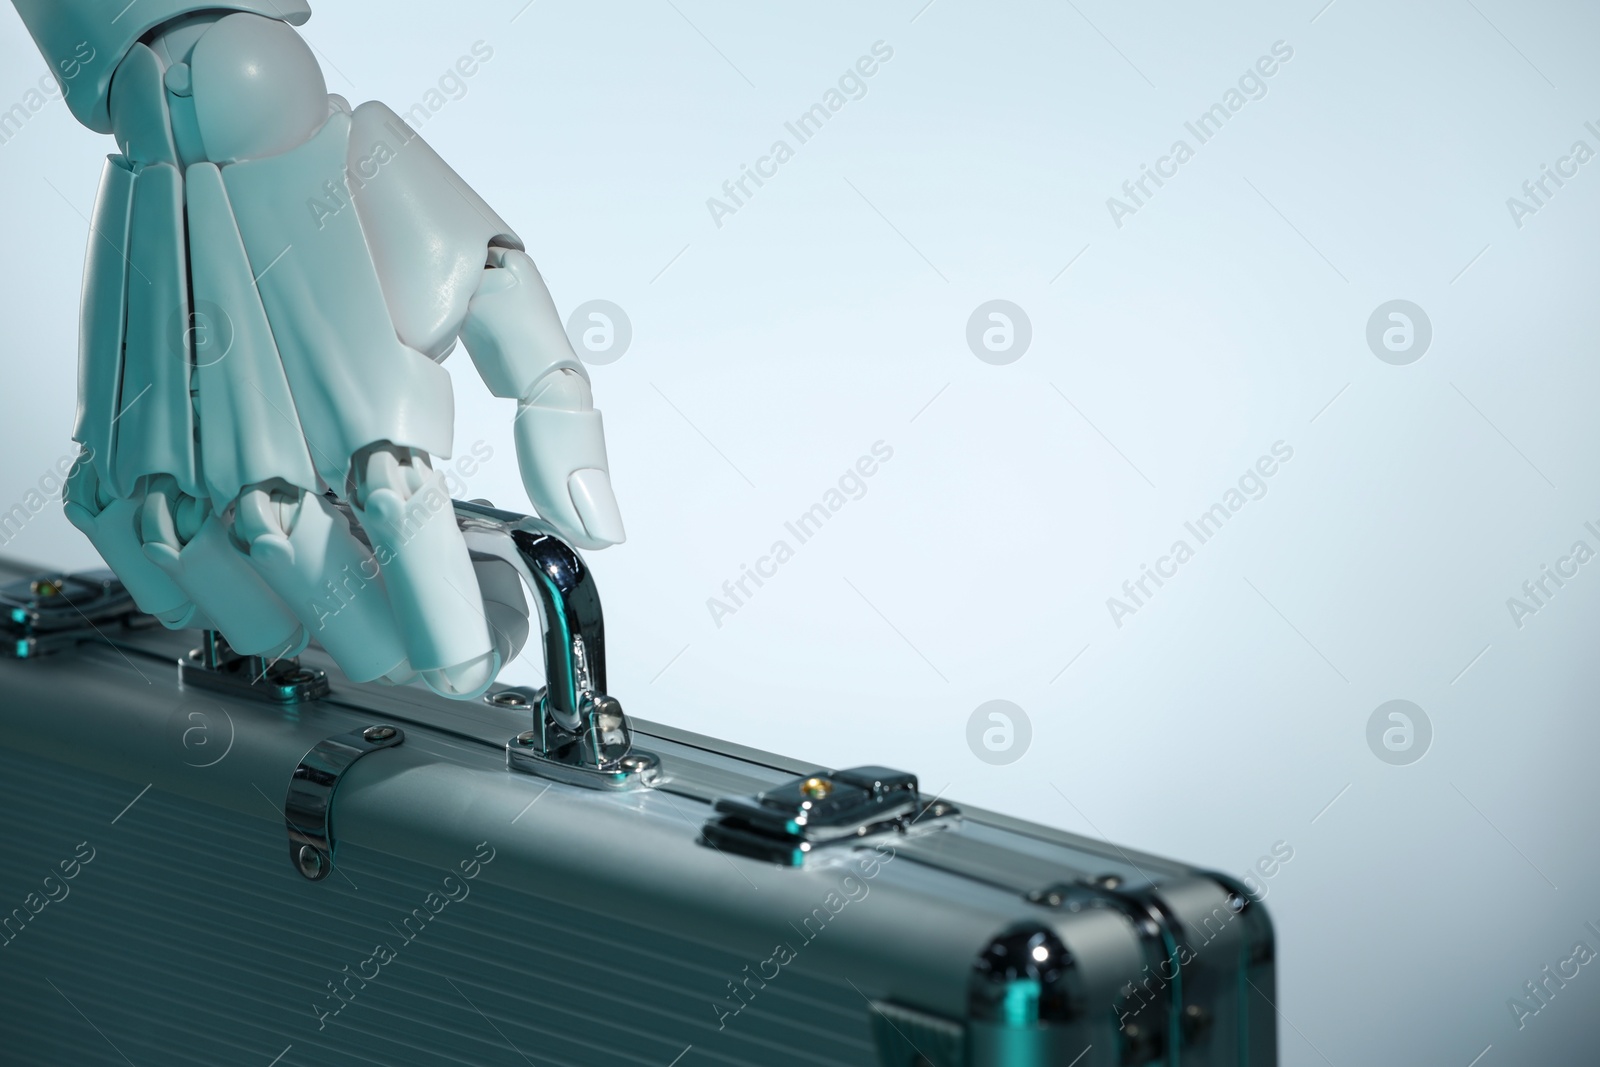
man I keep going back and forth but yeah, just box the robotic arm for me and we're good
[10,1,624,699]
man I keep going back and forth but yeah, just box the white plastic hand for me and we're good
[515,378,627,552]
[461,247,626,551]
[23,6,624,699]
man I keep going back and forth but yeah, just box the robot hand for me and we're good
[462,247,626,553]
[13,3,624,699]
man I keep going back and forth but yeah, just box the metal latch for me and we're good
[0,569,142,658]
[701,766,959,866]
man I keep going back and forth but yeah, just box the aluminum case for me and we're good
[0,552,1276,1066]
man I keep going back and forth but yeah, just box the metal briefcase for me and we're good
[0,502,1277,1067]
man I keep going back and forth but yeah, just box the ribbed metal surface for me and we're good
[0,747,878,1066]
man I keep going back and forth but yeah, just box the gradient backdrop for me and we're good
[2,1,1597,1063]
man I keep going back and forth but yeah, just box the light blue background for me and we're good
[2,1,1597,1063]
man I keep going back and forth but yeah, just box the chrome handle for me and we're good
[454,499,607,733]
[453,500,659,790]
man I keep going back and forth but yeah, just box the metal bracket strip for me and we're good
[284,724,405,881]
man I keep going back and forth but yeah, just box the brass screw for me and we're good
[800,777,833,800]
[30,578,63,597]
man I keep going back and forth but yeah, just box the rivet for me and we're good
[296,844,325,878]
[363,725,397,743]
[800,777,833,800]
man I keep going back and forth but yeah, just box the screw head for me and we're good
[30,578,63,598]
[801,777,833,800]
[490,691,530,708]
[363,725,397,743]
[295,844,326,879]
[1097,874,1123,890]
[516,730,539,746]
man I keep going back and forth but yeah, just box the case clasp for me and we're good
[701,766,959,866]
